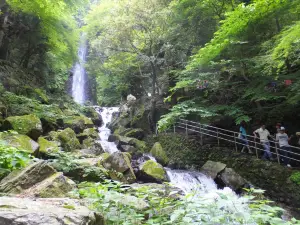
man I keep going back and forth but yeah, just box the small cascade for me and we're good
[72,34,88,104]
[166,168,217,195]
[94,106,119,154]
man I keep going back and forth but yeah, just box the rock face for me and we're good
[22,172,76,198]
[102,152,136,183]
[0,197,104,225]
[3,114,42,140]
[38,137,60,155]
[219,168,247,191]
[0,160,56,194]
[150,142,169,166]
[0,132,39,154]
[139,160,167,183]
[200,160,226,179]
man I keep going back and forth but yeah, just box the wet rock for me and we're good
[0,197,104,225]
[82,106,103,127]
[0,160,56,194]
[21,172,76,198]
[0,132,39,154]
[3,114,42,140]
[200,160,226,179]
[108,134,118,142]
[102,152,136,183]
[139,160,167,183]
[75,148,103,158]
[219,168,247,191]
[150,142,169,166]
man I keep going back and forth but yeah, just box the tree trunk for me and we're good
[150,60,157,131]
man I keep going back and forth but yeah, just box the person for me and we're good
[276,127,291,167]
[253,124,273,160]
[239,121,253,154]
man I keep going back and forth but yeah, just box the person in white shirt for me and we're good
[276,127,291,167]
[253,124,273,160]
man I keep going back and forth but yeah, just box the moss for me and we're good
[56,128,81,152]
[63,205,76,210]
[82,128,98,139]
[82,137,94,149]
[124,128,144,139]
[141,160,166,181]
[3,114,42,140]
[38,137,59,154]
[63,115,94,133]
[0,132,38,153]
[33,88,49,104]
[129,139,147,152]
[150,142,169,166]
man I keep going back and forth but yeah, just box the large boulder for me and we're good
[63,115,94,133]
[3,114,42,140]
[150,142,169,166]
[77,128,99,143]
[123,128,145,140]
[82,106,103,127]
[139,160,167,183]
[219,168,247,191]
[38,137,60,155]
[0,132,39,154]
[0,160,56,194]
[102,152,136,183]
[49,128,81,152]
[200,160,226,179]
[0,197,104,225]
[21,172,76,198]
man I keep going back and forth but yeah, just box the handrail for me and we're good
[157,119,300,165]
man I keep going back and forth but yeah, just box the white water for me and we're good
[72,34,88,104]
[166,168,217,195]
[94,106,119,154]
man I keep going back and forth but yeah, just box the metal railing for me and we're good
[157,118,300,165]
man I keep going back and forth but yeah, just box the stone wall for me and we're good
[145,134,300,208]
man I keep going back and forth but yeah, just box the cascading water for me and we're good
[94,106,119,154]
[72,34,88,104]
[166,168,217,195]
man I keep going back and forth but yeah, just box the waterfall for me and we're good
[94,107,119,154]
[72,34,88,104]
[166,168,217,195]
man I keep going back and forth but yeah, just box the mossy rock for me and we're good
[38,137,60,155]
[63,115,94,134]
[98,153,110,166]
[22,172,75,198]
[103,152,136,184]
[21,86,49,104]
[82,137,95,149]
[124,128,145,140]
[150,142,169,166]
[129,139,147,153]
[77,128,99,143]
[140,160,167,183]
[3,114,42,140]
[49,128,80,152]
[0,132,39,154]
[82,107,102,126]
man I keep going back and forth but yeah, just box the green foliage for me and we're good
[0,142,32,173]
[72,180,299,225]
[290,172,300,185]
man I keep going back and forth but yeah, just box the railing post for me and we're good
[275,143,280,164]
[173,124,175,133]
[217,128,220,146]
[234,132,238,152]
[156,124,158,136]
[254,138,258,159]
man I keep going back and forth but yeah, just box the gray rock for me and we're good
[219,168,247,191]
[120,145,136,153]
[200,160,226,179]
[0,160,56,194]
[0,197,104,225]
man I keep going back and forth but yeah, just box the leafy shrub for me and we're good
[290,172,300,185]
[73,181,300,225]
[0,142,32,178]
